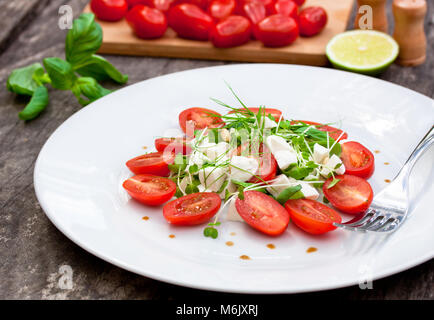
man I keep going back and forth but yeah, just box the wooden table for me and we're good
[0,0,432,300]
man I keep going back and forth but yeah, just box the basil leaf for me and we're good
[276,185,302,205]
[74,77,111,106]
[76,55,128,84]
[43,58,77,90]
[7,63,45,96]
[18,86,49,120]
[65,13,102,67]
[203,227,218,239]
[217,180,229,194]
[283,166,314,180]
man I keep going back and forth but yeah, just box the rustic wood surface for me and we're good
[0,0,432,300]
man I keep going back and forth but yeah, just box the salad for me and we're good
[122,87,375,238]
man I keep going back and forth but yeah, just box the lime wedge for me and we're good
[326,30,399,75]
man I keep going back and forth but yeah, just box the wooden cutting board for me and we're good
[83,0,354,66]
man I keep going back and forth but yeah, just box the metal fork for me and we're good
[334,125,434,233]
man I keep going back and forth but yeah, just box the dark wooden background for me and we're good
[0,0,432,299]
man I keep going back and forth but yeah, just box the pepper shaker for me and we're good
[393,0,427,66]
[355,0,388,32]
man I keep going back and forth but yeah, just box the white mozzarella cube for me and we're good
[198,166,226,192]
[205,142,230,162]
[230,156,259,182]
[226,197,244,222]
[320,154,345,178]
[262,117,278,129]
[265,135,292,154]
[267,174,319,200]
[273,150,298,170]
[266,174,292,197]
[313,143,329,164]
[188,151,210,168]
[300,183,319,200]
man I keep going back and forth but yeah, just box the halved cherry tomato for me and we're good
[168,4,214,40]
[155,137,192,154]
[341,141,375,179]
[273,0,298,20]
[235,191,290,236]
[179,107,224,134]
[163,192,222,225]
[323,174,374,214]
[228,107,283,121]
[126,151,175,176]
[294,120,348,141]
[284,199,342,234]
[248,144,277,183]
[242,1,266,25]
[254,14,299,47]
[126,5,168,39]
[123,174,176,206]
[90,0,128,21]
[153,0,175,13]
[299,6,327,37]
[208,0,236,21]
[211,16,252,48]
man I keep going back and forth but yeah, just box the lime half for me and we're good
[326,30,399,75]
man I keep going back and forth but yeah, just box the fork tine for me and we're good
[335,210,375,228]
[344,210,378,228]
[362,215,386,230]
[368,216,395,232]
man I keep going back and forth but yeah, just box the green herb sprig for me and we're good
[6,13,128,121]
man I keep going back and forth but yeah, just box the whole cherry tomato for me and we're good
[126,0,153,9]
[211,15,251,48]
[298,6,327,36]
[242,1,266,25]
[168,4,214,40]
[90,0,128,21]
[173,0,210,10]
[208,0,236,21]
[273,0,298,20]
[292,0,305,6]
[126,5,168,39]
[254,14,299,47]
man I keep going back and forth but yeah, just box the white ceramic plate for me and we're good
[34,64,434,294]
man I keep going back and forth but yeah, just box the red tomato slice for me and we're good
[273,0,298,20]
[163,192,222,225]
[254,14,299,47]
[235,191,290,236]
[126,151,174,176]
[284,199,342,234]
[208,0,236,21]
[126,5,168,39]
[299,6,328,37]
[248,144,277,183]
[341,141,375,179]
[168,4,214,40]
[155,137,192,154]
[179,107,224,134]
[123,174,176,206]
[242,1,266,25]
[294,120,348,141]
[211,15,252,48]
[323,174,374,214]
[228,107,283,121]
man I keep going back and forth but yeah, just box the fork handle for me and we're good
[397,125,434,180]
